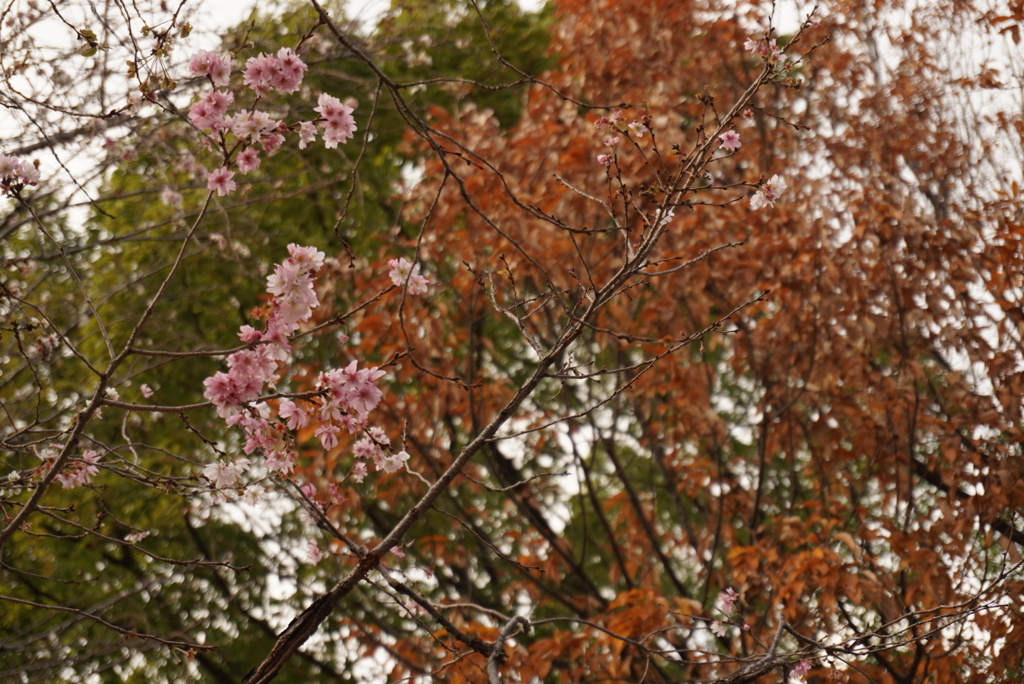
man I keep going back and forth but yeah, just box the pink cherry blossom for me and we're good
[272,48,308,93]
[288,243,326,271]
[160,189,182,207]
[203,457,250,489]
[597,154,613,167]
[627,120,646,138]
[205,90,233,117]
[139,384,154,398]
[297,121,317,149]
[750,174,787,209]
[266,261,308,298]
[0,155,40,196]
[338,413,365,434]
[337,361,385,416]
[791,660,811,680]
[351,460,367,482]
[744,38,783,64]
[238,325,262,343]
[717,587,739,614]
[175,154,199,174]
[318,399,346,424]
[262,133,285,154]
[54,469,76,490]
[206,167,236,196]
[322,118,356,148]
[202,246,396,489]
[239,414,277,455]
[243,49,308,96]
[265,251,321,327]
[316,423,341,451]
[307,540,323,565]
[718,130,741,151]
[189,90,233,131]
[379,449,410,474]
[278,399,309,430]
[314,94,347,119]
[353,437,381,461]
[368,426,390,446]
[237,148,261,173]
[203,370,260,416]
[188,50,232,87]
[231,111,277,142]
[315,94,357,147]
[264,448,296,474]
[78,450,101,483]
[227,346,278,386]
[242,54,276,96]
[388,257,430,295]
[407,273,430,296]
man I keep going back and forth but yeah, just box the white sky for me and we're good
[192,0,390,35]
[192,0,543,38]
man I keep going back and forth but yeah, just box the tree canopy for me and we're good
[2,0,1024,682]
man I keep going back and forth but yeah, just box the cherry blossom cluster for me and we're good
[201,242,325,417]
[54,450,101,489]
[184,48,356,197]
[0,155,41,197]
[201,245,415,494]
[744,37,785,65]
[709,586,740,637]
[203,244,329,476]
[28,333,61,361]
[188,50,231,86]
[204,457,250,489]
[593,109,653,166]
[388,257,430,295]
[588,104,786,213]
[717,586,738,614]
[314,94,358,149]
[750,174,787,209]
[790,660,812,681]
[243,48,307,95]
[703,586,809,676]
